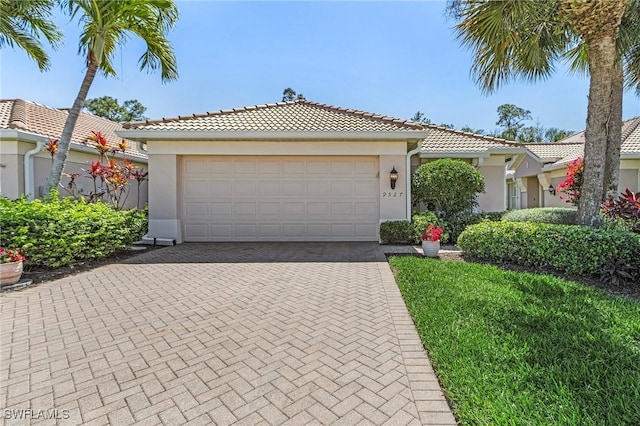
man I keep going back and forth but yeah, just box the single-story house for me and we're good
[119,100,523,243]
[0,99,148,209]
[507,116,640,209]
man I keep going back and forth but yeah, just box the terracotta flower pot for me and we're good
[421,240,440,258]
[0,261,23,286]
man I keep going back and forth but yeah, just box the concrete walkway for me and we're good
[1,243,456,425]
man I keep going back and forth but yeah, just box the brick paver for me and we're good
[1,243,455,425]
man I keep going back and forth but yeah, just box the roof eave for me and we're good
[116,129,430,141]
[0,128,148,162]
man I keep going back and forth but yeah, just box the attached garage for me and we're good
[118,100,430,243]
[182,155,379,241]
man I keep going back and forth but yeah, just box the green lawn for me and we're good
[389,256,640,426]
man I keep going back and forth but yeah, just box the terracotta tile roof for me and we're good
[521,142,584,162]
[548,116,640,155]
[0,99,147,159]
[420,126,520,154]
[533,116,640,169]
[124,100,425,132]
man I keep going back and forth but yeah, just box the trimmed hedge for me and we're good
[379,220,414,244]
[458,221,640,280]
[502,207,577,225]
[0,195,147,268]
[380,211,504,245]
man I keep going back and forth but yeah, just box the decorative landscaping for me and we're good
[390,256,640,425]
[0,193,147,269]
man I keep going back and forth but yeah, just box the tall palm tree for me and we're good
[0,0,62,70]
[448,0,636,226]
[46,0,179,192]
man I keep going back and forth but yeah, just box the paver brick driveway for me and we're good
[1,243,455,425]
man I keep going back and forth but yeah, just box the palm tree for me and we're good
[448,0,636,226]
[46,0,179,192]
[0,0,62,70]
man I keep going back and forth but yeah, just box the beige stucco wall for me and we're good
[477,155,507,212]
[145,139,410,243]
[0,139,148,210]
[620,159,640,193]
[514,153,543,180]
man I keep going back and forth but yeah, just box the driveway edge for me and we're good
[377,262,457,425]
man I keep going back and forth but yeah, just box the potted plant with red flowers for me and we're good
[421,225,443,258]
[0,248,26,286]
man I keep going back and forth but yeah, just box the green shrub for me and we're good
[502,207,577,225]
[440,211,505,244]
[0,194,147,268]
[379,220,413,244]
[412,159,485,219]
[411,212,441,243]
[458,221,640,281]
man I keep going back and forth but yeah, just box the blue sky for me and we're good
[1,1,638,134]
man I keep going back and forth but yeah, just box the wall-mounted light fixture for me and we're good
[389,167,398,190]
[548,184,556,196]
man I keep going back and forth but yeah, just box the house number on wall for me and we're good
[382,192,403,197]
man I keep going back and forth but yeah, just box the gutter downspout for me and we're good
[24,140,45,200]
[406,145,422,221]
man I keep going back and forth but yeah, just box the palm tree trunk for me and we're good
[577,35,619,227]
[46,59,99,193]
[602,64,624,199]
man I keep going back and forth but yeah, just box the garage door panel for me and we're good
[307,161,331,174]
[257,160,282,174]
[282,202,305,216]
[355,181,377,196]
[183,156,379,241]
[209,181,232,196]
[307,182,330,195]
[234,160,257,173]
[283,182,305,196]
[258,202,280,215]
[210,202,232,215]
[234,202,256,215]
[234,181,256,195]
[258,181,280,196]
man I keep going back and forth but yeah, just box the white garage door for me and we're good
[182,156,380,241]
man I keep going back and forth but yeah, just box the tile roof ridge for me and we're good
[8,99,27,130]
[423,123,518,145]
[622,115,640,141]
[123,101,300,129]
[298,100,425,130]
[123,99,426,130]
[521,142,584,146]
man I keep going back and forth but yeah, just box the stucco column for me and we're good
[379,155,407,221]
[147,154,182,243]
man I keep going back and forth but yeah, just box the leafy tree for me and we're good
[46,0,179,193]
[460,126,485,135]
[412,158,485,219]
[0,0,62,70]
[448,0,637,226]
[410,111,455,129]
[84,96,147,122]
[411,111,432,124]
[545,127,574,142]
[282,87,305,101]
[496,104,532,140]
[517,124,545,143]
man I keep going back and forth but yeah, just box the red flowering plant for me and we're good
[601,188,640,233]
[556,157,583,206]
[60,131,147,210]
[421,225,444,242]
[0,248,26,264]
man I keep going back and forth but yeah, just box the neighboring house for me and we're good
[507,116,640,209]
[119,100,522,243]
[0,99,148,209]
[418,127,523,213]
